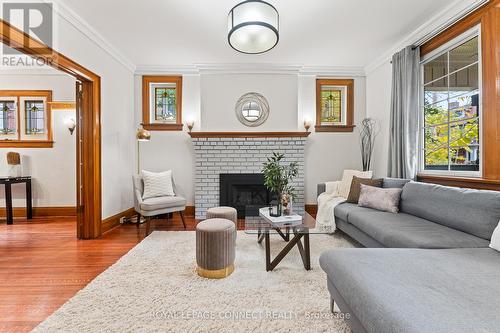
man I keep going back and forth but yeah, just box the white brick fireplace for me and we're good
[191,135,308,219]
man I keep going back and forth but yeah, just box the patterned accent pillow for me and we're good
[346,176,383,204]
[358,184,402,213]
[141,170,175,200]
[490,221,500,252]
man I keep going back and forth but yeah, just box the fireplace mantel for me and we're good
[188,131,310,138]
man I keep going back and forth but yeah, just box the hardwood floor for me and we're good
[0,214,197,333]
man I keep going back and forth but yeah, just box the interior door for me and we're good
[76,81,84,238]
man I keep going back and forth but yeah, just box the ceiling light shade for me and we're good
[227,0,279,54]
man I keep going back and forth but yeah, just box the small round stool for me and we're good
[206,206,237,226]
[196,218,236,279]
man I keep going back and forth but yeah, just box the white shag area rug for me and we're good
[34,231,356,333]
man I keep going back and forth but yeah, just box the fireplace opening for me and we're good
[220,173,274,218]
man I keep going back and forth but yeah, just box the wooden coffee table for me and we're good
[244,209,317,271]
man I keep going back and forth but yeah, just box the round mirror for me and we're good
[235,92,269,127]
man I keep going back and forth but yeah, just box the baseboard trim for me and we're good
[101,208,136,234]
[0,206,76,218]
[305,204,317,216]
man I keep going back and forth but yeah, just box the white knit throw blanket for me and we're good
[316,170,373,233]
[316,182,346,233]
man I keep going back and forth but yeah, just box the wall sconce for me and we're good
[303,118,312,132]
[65,118,76,135]
[186,119,195,133]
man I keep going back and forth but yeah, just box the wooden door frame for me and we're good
[0,19,102,239]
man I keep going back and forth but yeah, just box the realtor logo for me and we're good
[2,2,53,55]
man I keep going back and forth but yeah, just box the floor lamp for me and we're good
[135,128,151,225]
[136,127,151,174]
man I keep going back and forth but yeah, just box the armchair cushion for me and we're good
[140,195,186,211]
[141,170,175,199]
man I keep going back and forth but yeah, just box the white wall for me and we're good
[366,61,392,178]
[53,14,135,218]
[135,73,367,205]
[298,75,367,201]
[200,74,298,131]
[133,75,198,204]
[0,73,76,207]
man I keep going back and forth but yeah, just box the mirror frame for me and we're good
[235,92,269,127]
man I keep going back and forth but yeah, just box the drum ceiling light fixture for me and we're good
[227,0,279,54]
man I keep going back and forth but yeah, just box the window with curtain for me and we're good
[420,28,480,175]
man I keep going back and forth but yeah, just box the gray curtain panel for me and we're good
[388,46,420,179]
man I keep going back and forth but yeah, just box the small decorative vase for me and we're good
[281,193,292,216]
[8,164,22,177]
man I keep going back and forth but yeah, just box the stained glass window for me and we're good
[0,100,17,135]
[154,87,176,122]
[24,100,46,134]
[320,88,342,124]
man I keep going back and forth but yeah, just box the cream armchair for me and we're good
[133,174,187,235]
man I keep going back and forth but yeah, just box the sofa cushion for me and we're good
[334,203,373,222]
[140,196,186,211]
[320,248,500,333]
[347,209,489,248]
[401,181,500,240]
[383,177,410,188]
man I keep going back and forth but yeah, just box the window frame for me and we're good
[142,75,183,131]
[315,79,355,132]
[419,25,482,178]
[0,90,53,148]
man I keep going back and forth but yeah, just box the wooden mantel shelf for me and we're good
[188,131,311,138]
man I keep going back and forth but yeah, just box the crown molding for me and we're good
[364,0,488,75]
[45,0,136,73]
[135,63,366,76]
[134,65,199,75]
[300,66,365,77]
[196,63,303,75]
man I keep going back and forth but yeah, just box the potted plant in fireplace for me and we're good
[262,152,298,217]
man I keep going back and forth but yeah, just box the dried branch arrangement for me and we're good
[359,118,378,172]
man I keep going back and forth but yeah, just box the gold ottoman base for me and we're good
[197,264,234,279]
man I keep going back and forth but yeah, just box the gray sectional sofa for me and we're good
[317,179,500,333]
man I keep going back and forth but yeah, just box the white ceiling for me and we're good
[60,0,457,69]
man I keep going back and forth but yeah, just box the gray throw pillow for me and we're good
[358,184,402,213]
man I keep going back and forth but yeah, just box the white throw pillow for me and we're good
[339,170,373,199]
[141,170,175,200]
[489,221,500,252]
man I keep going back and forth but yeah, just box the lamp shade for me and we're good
[227,0,279,54]
[136,128,151,141]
